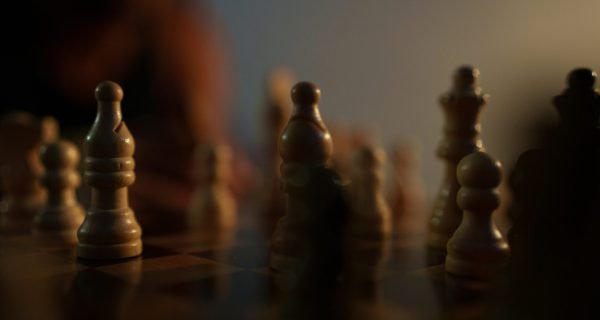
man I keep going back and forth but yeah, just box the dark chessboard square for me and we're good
[191,244,269,269]
[141,243,179,259]
[74,243,177,268]
[161,271,273,306]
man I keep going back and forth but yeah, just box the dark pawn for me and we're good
[270,81,349,312]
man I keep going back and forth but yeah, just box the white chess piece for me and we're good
[77,81,142,259]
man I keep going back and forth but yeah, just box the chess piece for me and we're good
[33,140,85,244]
[77,81,142,259]
[554,68,600,135]
[270,81,349,297]
[428,66,487,265]
[0,113,57,232]
[389,140,426,238]
[261,69,293,234]
[445,151,509,279]
[347,145,391,240]
[505,70,600,319]
[344,144,391,301]
[188,143,237,231]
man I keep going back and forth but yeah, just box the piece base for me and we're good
[77,240,143,260]
[33,228,79,246]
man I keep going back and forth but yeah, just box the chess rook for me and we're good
[445,151,508,279]
[428,66,487,264]
[33,140,85,244]
[77,81,142,259]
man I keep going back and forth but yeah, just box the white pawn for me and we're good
[77,81,142,260]
[347,145,391,240]
[445,151,509,279]
[33,140,85,244]
[188,144,237,231]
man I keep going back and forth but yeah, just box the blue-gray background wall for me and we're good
[210,0,600,196]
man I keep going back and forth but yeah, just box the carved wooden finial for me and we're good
[452,65,480,90]
[567,68,596,90]
[95,81,124,102]
[278,81,333,165]
[554,68,600,132]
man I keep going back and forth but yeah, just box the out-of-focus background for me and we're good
[3,0,600,203]
[212,0,600,194]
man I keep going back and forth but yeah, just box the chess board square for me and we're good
[0,251,78,279]
[97,254,238,287]
[191,244,269,269]
[160,270,273,305]
[144,232,246,253]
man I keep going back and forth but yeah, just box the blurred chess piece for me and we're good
[188,143,237,232]
[270,82,349,299]
[77,81,142,259]
[260,68,293,235]
[344,144,391,302]
[0,113,58,232]
[329,124,354,178]
[428,66,487,265]
[445,151,509,279]
[329,124,373,179]
[347,145,392,240]
[33,140,85,244]
[389,140,426,239]
[503,68,600,320]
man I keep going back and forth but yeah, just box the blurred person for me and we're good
[0,0,253,233]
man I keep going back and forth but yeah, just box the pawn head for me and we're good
[457,151,502,188]
[40,140,80,170]
[95,81,124,102]
[453,65,479,88]
[568,68,596,90]
[291,81,321,105]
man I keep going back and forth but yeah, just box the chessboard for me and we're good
[0,209,448,320]
[2,60,598,320]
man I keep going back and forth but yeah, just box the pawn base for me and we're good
[77,240,142,260]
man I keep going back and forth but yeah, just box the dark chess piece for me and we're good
[270,81,349,304]
[428,66,487,265]
[445,151,508,279]
[550,68,600,253]
[504,69,600,320]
